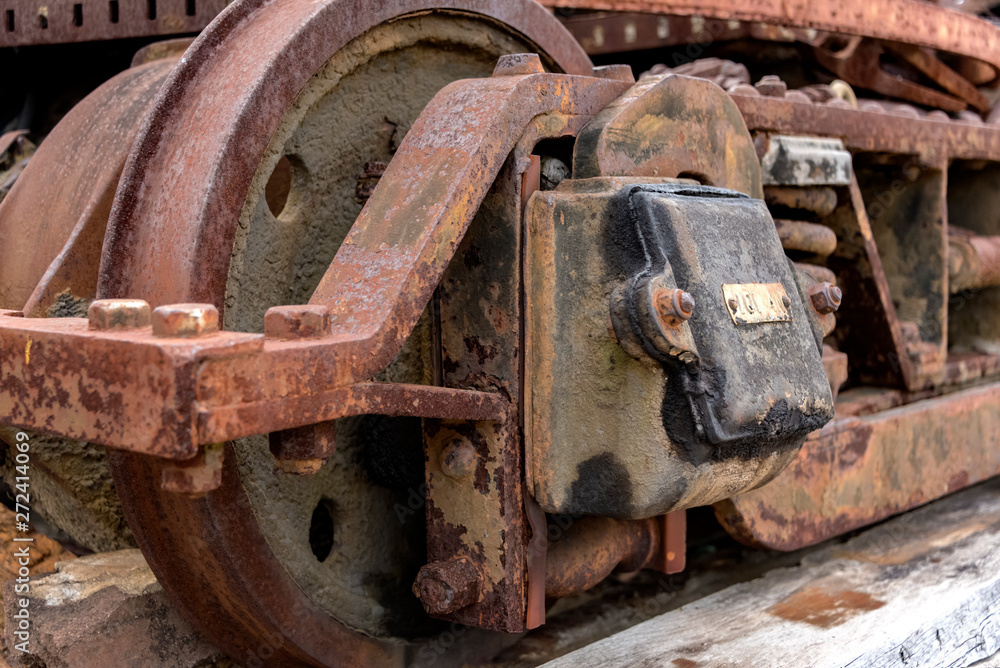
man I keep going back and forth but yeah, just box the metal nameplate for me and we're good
[723,283,793,325]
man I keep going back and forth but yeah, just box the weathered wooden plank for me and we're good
[541,479,1000,668]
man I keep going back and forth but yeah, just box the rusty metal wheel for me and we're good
[0,58,180,552]
[91,1,591,665]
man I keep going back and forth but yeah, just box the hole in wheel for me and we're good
[309,497,336,562]
[265,155,292,217]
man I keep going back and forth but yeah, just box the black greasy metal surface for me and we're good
[619,184,833,454]
[526,178,834,520]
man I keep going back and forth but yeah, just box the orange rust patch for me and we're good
[672,660,698,667]
[768,586,885,628]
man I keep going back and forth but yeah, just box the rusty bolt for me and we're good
[152,303,219,338]
[656,288,696,325]
[161,443,224,496]
[809,282,843,315]
[677,292,696,317]
[781,294,792,308]
[87,299,151,331]
[268,422,335,476]
[440,438,478,479]
[755,75,787,97]
[492,53,544,77]
[264,304,329,340]
[412,557,480,614]
[727,297,739,311]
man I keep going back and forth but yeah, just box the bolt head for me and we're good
[88,299,151,331]
[440,439,478,479]
[655,288,695,324]
[413,558,480,614]
[264,305,329,340]
[809,282,842,315]
[152,303,219,338]
[492,53,544,77]
[418,577,453,610]
[677,291,696,317]
[161,443,224,495]
[268,422,335,475]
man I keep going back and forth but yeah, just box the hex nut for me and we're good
[492,53,544,77]
[87,299,151,331]
[264,305,330,340]
[755,75,788,97]
[655,288,696,326]
[152,303,219,338]
[809,282,843,315]
[161,443,224,496]
[412,557,480,614]
[268,422,336,476]
[440,438,478,479]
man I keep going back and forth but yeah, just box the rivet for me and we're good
[152,303,219,338]
[440,438,478,479]
[87,299,151,331]
[264,305,329,340]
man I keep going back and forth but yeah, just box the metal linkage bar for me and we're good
[544,0,1000,81]
[0,306,507,459]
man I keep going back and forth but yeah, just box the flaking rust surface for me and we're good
[716,382,1000,551]
[426,155,527,630]
[544,0,1000,75]
[426,423,508,589]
